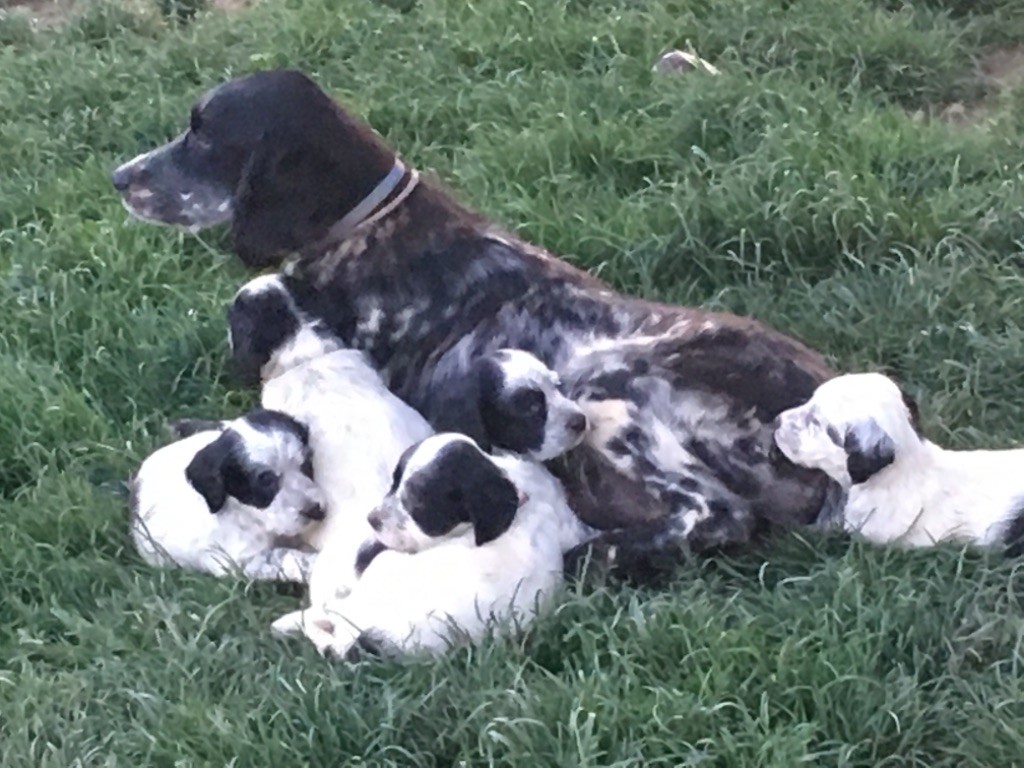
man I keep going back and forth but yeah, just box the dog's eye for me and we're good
[511,389,545,414]
[256,470,278,494]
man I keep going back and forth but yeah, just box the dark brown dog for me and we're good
[111,69,836,574]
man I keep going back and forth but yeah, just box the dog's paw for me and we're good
[270,610,306,638]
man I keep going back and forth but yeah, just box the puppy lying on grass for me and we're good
[773,372,1024,554]
[129,409,326,581]
[274,433,585,660]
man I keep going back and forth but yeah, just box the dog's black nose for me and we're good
[568,412,588,434]
[110,166,133,191]
[367,510,384,532]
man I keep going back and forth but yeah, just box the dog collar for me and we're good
[328,159,420,240]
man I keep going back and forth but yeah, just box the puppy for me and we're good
[228,274,434,604]
[774,372,1024,554]
[468,348,589,461]
[129,408,326,580]
[279,433,578,659]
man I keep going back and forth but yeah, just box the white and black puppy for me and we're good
[774,372,1024,554]
[228,273,435,604]
[129,408,326,580]
[468,348,588,461]
[276,433,581,659]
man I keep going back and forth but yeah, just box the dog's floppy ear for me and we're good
[426,359,495,453]
[461,453,520,546]
[231,137,322,268]
[844,419,896,484]
[230,107,397,269]
[226,289,298,387]
[167,418,225,440]
[185,435,233,512]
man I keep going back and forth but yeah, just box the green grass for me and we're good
[2,0,1024,764]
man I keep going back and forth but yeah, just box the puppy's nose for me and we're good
[301,503,326,521]
[568,412,588,434]
[110,165,133,191]
[367,509,384,532]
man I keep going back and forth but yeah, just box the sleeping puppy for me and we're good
[228,273,434,603]
[773,372,1024,554]
[274,433,578,659]
[129,408,326,580]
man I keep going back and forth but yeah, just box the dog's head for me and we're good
[433,349,589,461]
[478,349,589,460]
[185,407,325,536]
[227,273,340,385]
[366,433,526,552]
[110,69,398,267]
[773,372,923,487]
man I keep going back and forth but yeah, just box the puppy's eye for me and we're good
[256,470,278,494]
[511,389,545,414]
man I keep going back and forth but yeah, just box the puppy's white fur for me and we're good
[288,434,580,658]
[235,275,434,608]
[775,372,1024,549]
[129,417,323,580]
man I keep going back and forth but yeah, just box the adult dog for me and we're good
[111,69,835,568]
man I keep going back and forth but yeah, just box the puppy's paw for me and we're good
[279,550,316,583]
[270,610,305,638]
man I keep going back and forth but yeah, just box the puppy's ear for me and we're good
[226,290,297,387]
[185,436,232,512]
[465,461,520,546]
[844,419,896,484]
[426,359,495,452]
[167,418,224,439]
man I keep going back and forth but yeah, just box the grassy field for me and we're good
[3,0,1024,764]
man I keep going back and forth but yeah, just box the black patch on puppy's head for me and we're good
[228,279,302,386]
[843,419,896,484]
[402,438,520,546]
[243,407,310,447]
[476,354,548,457]
[185,430,281,513]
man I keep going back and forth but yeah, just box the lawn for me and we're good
[2,0,1024,764]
